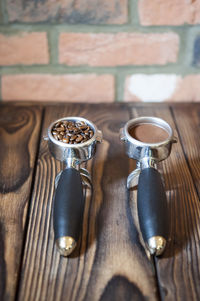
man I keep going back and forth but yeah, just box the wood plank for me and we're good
[17,103,159,301]
[130,105,200,300]
[172,104,200,196]
[0,104,43,301]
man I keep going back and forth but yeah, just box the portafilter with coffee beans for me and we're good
[120,117,177,256]
[44,117,102,256]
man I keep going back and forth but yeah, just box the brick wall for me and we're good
[0,0,200,103]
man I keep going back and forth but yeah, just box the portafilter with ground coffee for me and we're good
[120,117,177,256]
[45,117,102,256]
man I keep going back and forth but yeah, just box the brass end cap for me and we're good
[56,236,77,256]
[147,236,166,256]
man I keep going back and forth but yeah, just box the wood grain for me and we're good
[130,105,200,300]
[17,104,159,301]
[172,104,200,197]
[0,104,42,301]
[6,102,200,301]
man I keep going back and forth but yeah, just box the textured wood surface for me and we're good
[0,104,42,301]
[1,103,200,301]
[130,105,200,301]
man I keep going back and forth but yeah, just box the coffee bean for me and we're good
[70,135,77,141]
[80,125,88,130]
[84,126,90,132]
[56,127,64,132]
[89,130,94,138]
[76,121,85,126]
[76,135,83,142]
[55,122,61,128]
[68,122,75,128]
[51,119,94,144]
[63,137,70,143]
[73,128,80,134]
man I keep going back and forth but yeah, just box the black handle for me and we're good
[137,167,168,244]
[53,168,84,244]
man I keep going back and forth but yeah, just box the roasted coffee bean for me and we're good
[55,122,61,128]
[76,135,83,142]
[55,127,64,132]
[89,130,94,138]
[63,137,70,143]
[84,126,90,132]
[70,135,77,141]
[51,119,94,144]
[68,122,75,128]
[80,125,88,130]
[76,121,85,126]
[73,128,80,134]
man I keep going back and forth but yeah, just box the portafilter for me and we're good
[120,117,177,256]
[45,117,102,256]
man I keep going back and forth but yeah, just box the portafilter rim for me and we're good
[123,116,174,148]
[48,116,99,148]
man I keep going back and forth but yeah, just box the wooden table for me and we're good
[0,102,200,301]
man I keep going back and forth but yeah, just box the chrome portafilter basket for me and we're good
[45,117,102,256]
[120,117,177,256]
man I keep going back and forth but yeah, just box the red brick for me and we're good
[6,0,127,24]
[59,32,179,66]
[0,32,49,66]
[172,75,200,102]
[2,74,115,102]
[139,0,200,26]
[124,74,200,102]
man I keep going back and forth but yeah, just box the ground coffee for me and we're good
[128,123,169,143]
